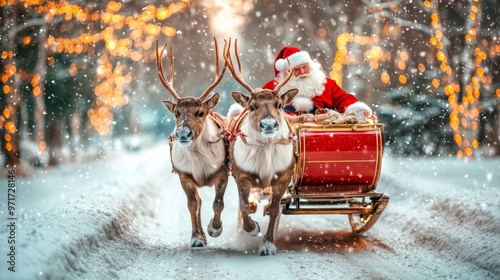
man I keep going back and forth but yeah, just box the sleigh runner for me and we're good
[280,118,390,234]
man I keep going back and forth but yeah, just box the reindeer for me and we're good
[224,39,298,255]
[156,39,229,247]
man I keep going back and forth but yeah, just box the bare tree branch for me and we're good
[361,0,404,9]
[8,17,51,39]
[379,10,451,45]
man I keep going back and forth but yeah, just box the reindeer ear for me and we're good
[281,89,299,105]
[231,91,250,107]
[203,92,220,110]
[163,100,176,113]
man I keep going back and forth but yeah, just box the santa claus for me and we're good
[262,46,372,118]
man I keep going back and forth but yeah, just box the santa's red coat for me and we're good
[263,78,358,115]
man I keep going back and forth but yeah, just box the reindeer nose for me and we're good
[259,117,278,133]
[175,126,194,142]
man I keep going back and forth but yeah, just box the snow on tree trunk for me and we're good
[32,22,48,165]
[48,117,63,166]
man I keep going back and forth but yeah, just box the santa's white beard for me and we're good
[278,61,326,100]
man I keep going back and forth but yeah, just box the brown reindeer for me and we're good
[156,39,229,247]
[224,39,298,255]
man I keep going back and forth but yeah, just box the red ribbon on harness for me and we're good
[227,129,247,144]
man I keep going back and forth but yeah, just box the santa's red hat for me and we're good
[273,46,312,76]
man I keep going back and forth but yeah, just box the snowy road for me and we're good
[1,143,499,279]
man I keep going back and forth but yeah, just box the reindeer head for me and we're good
[157,39,227,146]
[163,95,221,146]
[231,89,297,138]
[224,39,298,138]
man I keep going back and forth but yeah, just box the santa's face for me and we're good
[292,63,310,78]
[279,60,326,99]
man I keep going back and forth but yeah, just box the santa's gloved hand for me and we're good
[285,113,315,124]
[344,102,372,118]
[300,114,315,122]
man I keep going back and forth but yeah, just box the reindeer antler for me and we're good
[224,38,293,96]
[273,60,294,94]
[224,38,255,94]
[156,41,181,101]
[199,38,228,101]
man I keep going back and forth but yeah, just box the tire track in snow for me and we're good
[11,144,172,279]
[405,197,500,277]
[51,180,167,278]
[377,157,500,279]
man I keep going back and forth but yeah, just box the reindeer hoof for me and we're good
[258,241,276,256]
[207,218,223,238]
[190,236,207,248]
[246,221,260,237]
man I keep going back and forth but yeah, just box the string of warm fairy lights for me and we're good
[425,0,463,156]
[459,0,487,159]
[428,0,488,159]
[1,45,17,154]
[88,53,133,135]
[47,0,188,135]
[331,33,386,87]
[1,0,190,150]
[331,32,410,88]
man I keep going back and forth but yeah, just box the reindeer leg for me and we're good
[259,179,289,256]
[237,178,260,237]
[258,190,282,256]
[180,177,207,247]
[208,172,228,238]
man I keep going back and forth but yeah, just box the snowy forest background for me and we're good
[1,0,499,171]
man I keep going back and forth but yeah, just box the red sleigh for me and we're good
[279,118,390,233]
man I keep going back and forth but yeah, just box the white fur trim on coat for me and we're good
[292,97,314,113]
[344,102,372,117]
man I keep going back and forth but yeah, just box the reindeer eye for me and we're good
[197,111,205,118]
[276,102,283,109]
[249,104,256,111]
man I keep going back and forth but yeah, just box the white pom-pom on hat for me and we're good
[275,58,288,72]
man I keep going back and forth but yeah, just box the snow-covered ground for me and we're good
[1,142,499,279]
